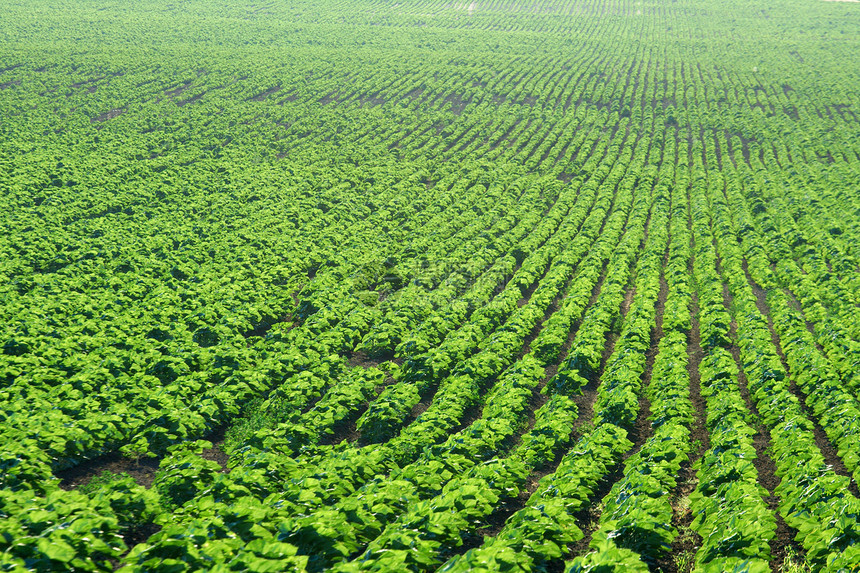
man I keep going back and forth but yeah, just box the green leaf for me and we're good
[38,537,76,562]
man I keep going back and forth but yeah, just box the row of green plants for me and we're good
[120,169,637,570]
[2,0,858,568]
[686,165,776,571]
[114,85,664,571]
[325,110,662,573]
[440,137,665,571]
[566,125,682,572]
[701,138,860,489]
[709,166,860,570]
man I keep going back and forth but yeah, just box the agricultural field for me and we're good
[1,0,859,571]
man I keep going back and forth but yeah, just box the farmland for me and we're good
[1,0,859,571]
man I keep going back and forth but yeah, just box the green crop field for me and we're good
[1,0,859,571]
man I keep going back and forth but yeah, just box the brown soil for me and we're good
[164,81,191,98]
[730,320,803,572]
[450,401,484,435]
[242,314,293,339]
[443,92,470,115]
[201,426,229,472]
[625,390,653,460]
[657,507,701,573]
[524,380,552,431]
[347,351,403,371]
[200,445,229,472]
[249,86,281,101]
[348,350,379,369]
[410,401,430,420]
[686,293,710,453]
[406,87,424,99]
[91,108,125,122]
[623,257,666,460]
[620,285,636,315]
[798,389,860,499]
[277,91,299,104]
[122,522,162,552]
[656,282,709,572]
[57,453,161,490]
[177,92,204,107]
[59,425,232,490]
[332,419,361,447]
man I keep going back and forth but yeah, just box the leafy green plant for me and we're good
[781,546,812,573]
[153,441,222,511]
[77,470,130,496]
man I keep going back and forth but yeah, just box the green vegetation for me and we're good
[1,0,858,571]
